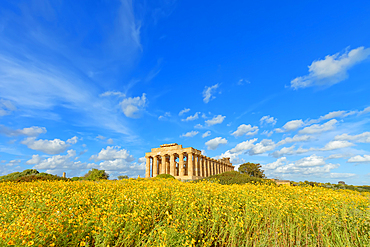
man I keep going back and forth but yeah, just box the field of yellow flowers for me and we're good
[1,179,369,247]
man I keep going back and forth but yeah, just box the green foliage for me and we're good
[71,177,84,181]
[197,171,274,185]
[117,175,129,180]
[238,162,266,178]
[0,169,39,181]
[0,169,68,183]
[83,168,109,181]
[155,174,175,179]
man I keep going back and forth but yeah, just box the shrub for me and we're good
[83,168,109,181]
[0,169,39,182]
[155,174,175,179]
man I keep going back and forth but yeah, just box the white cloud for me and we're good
[320,140,354,151]
[180,131,199,138]
[181,112,200,122]
[90,158,145,172]
[26,154,42,165]
[294,154,326,167]
[205,115,226,126]
[0,99,16,116]
[271,139,354,158]
[67,136,78,144]
[21,137,73,155]
[205,137,227,150]
[203,84,219,103]
[327,153,352,159]
[179,108,190,116]
[291,47,370,89]
[359,106,370,115]
[158,112,171,120]
[237,79,250,85]
[262,130,273,137]
[231,124,259,137]
[0,126,47,137]
[263,157,287,170]
[202,131,211,138]
[228,138,258,154]
[99,91,125,97]
[275,120,304,133]
[260,115,277,126]
[307,110,356,124]
[347,155,370,163]
[6,160,21,167]
[90,146,135,162]
[33,149,86,170]
[334,132,370,143]
[194,124,203,129]
[298,119,337,134]
[107,138,114,144]
[277,135,312,146]
[96,135,106,140]
[270,146,310,158]
[120,93,147,118]
[248,139,276,155]
[266,154,340,176]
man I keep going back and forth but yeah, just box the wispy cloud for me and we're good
[120,93,147,118]
[205,115,226,126]
[178,108,190,116]
[0,126,46,137]
[180,131,199,138]
[260,115,277,126]
[0,99,16,116]
[291,47,370,89]
[181,112,200,122]
[203,84,219,103]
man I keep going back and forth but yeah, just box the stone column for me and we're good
[200,156,204,177]
[213,160,218,175]
[170,154,175,176]
[208,159,212,176]
[193,154,197,176]
[166,156,170,174]
[153,156,158,177]
[188,153,193,177]
[179,153,184,176]
[196,155,200,176]
[146,157,151,178]
[161,156,166,174]
[206,157,211,177]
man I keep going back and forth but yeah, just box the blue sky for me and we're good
[0,0,369,185]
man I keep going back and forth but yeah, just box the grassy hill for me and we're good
[0,169,68,182]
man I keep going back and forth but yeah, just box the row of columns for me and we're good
[145,152,233,178]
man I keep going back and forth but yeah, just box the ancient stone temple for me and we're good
[145,143,234,180]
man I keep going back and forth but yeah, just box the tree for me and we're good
[238,162,265,178]
[83,168,109,181]
[118,175,129,180]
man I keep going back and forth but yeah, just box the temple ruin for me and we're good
[145,143,234,180]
